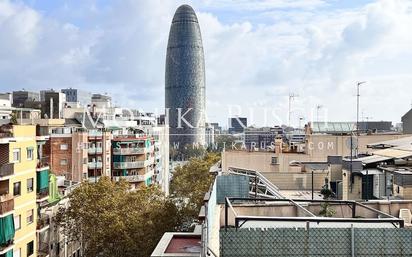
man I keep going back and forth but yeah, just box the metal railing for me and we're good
[224,197,404,230]
[113,161,145,169]
[88,147,103,154]
[112,175,145,182]
[87,162,103,169]
[0,194,13,215]
[0,163,14,178]
[37,242,50,256]
[36,157,49,169]
[227,167,284,199]
[36,188,49,200]
[36,214,50,231]
[112,147,145,155]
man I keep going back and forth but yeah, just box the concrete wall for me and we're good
[305,134,409,158]
[219,200,412,228]
[72,132,88,182]
[342,170,362,201]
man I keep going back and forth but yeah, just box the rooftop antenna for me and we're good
[356,81,366,157]
[288,93,299,127]
[356,81,366,136]
[299,117,304,130]
[316,105,323,123]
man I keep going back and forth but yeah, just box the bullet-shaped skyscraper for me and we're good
[165,4,206,147]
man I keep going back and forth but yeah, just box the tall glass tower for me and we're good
[165,4,206,148]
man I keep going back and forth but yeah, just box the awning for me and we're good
[0,214,15,245]
[360,169,383,175]
[37,169,49,191]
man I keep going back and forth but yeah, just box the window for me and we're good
[13,248,21,257]
[60,144,68,150]
[26,209,34,224]
[14,215,21,230]
[26,147,34,161]
[60,159,68,165]
[13,182,21,196]
[27,178,34,192]
[13,148,21,163]
[27,241,34,257]
[271,156,278,165]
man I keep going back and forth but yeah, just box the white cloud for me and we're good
[0,0,412,127]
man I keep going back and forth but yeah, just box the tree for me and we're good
[170,153,220,230]
[55,177,180,257]
[170,143,207,161]
[209,134,236,152]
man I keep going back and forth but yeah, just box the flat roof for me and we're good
[165,235,201,254]
[367,136,412,148]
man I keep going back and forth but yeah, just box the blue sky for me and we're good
[1,0,412,126]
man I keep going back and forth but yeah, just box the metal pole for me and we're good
[365,169,369,201]
[254,174,257,200]
[351,224,355,257]
[95,134,97,183]
[356,83,360,136]
[312,169,314,200]
[350,134,353,193]
[224,198,228,231]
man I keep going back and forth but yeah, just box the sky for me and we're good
[1,0,412,127]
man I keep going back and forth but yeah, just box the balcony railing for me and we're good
[87,176,101,183]
[0,194,13,215]
[36,157,49,170]
[112,175,145,182]
[113,161,145,169]
[0,164,14,178]
[36,188,49,201]
[88,162,103,169]
[113,169,155,183]
[112,148,145,155]
[37,242,50,256]
[88,148,103,154]
[36,215,50,232]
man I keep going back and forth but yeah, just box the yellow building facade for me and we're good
[1,125,38,257]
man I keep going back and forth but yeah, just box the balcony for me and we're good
[112,147,145,155]
[88,162,103,169]
[88,147,103,154]
[36,188,49,203]
[88,131,103,137]
[112,175,145,182]
[36,157,49,171]
[0,195,13,216]
[0,164,14,179]
[36,214,50,233]
[37,242,50,257]
[87,176,101,183]
[113,161,145,169]
[113,169,154,183]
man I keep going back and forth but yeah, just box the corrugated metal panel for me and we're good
[357,155,392,164]
[367,136,412,148]
[372,149,412,158]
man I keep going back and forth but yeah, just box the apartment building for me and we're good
[152,126,170,195]
[111,132,156,189]
[87,129,111,183]
[0,125,38,257]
